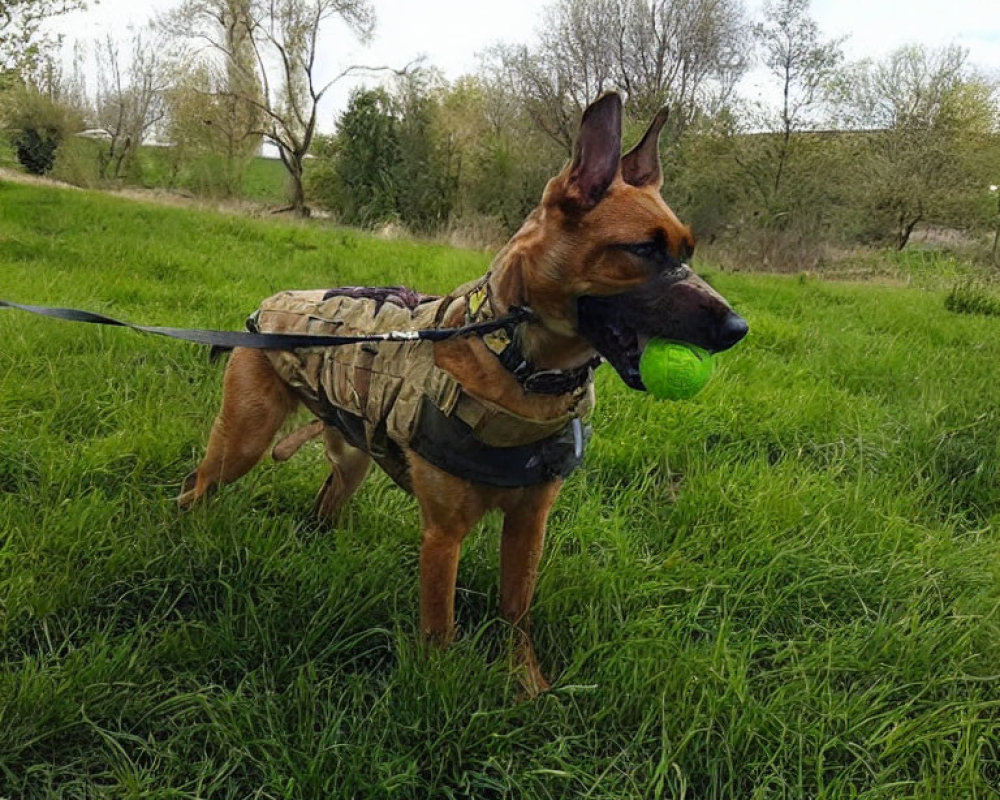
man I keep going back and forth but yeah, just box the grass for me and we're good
[1,179,1000,798]
[33,137,293,205]
[946,281,1000,318]
[812,247,994,289]
[130,150,291,204]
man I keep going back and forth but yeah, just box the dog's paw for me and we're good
[512,645,551,702]
[515,667,551,703]
[176,471,203,509]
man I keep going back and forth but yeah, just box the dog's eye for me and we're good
[624,241,659,260]
[622,240,686,274]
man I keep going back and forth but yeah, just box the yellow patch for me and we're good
[482,328,511,355]
[467,286,487,319]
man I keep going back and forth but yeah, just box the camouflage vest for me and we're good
[249,285,595,490]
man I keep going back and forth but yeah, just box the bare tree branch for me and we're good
[162,0,380,216]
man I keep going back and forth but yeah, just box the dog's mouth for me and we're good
[575,277,749,391]
[575,294,651,390]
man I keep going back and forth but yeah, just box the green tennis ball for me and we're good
[639,339,714,400]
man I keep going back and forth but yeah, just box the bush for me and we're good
[12,125,60,174]
[2,88,82,176]
[49,135,102,187]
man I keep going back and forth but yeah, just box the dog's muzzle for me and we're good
[576,273,748,391]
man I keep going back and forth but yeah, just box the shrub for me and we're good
[2,88,82,176]
[12,125,60,174]
[48,135,102,187]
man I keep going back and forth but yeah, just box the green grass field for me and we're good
[33,138,292,205]
[1,179,999,798]
[132,150,291,204]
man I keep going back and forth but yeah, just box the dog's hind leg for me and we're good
[178,348,298,508]
[312,426,372,522]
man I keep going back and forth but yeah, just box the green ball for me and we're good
[639,339,714,400]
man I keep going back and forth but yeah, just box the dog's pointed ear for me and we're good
[621,107,669,189]
[564,92,623,211]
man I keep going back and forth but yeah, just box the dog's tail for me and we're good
[272,420,324,461]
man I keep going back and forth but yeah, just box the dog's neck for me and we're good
[514,314,597,372]
[483,238,598,374]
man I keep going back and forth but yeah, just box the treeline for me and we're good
[3,0,999,266]
[307,77,567,244]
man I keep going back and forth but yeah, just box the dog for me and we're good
[178,92,748,698]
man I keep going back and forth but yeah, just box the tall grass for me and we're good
[1,180,999,798]
[946,281,1000,318]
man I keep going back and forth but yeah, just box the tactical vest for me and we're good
[249,286,595,491]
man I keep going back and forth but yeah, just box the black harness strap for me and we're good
[0,298,533,351]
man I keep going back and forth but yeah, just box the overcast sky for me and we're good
[51,0,1000,133]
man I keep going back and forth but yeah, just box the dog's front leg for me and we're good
[409,453,487,646]
[419,524,468,645]
[500,481,561,699]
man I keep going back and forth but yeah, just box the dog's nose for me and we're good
[715,312,748,351]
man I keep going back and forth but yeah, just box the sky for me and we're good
[810,0,1000,73]
[50,0,1000,135]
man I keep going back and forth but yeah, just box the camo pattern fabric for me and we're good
[249,286,594,483]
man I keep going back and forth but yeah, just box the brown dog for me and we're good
[178,92,747,697]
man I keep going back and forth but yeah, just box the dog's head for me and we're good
[510,92,748,391]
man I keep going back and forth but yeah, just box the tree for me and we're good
[324,74,566,237]
[751,0,843,199]
[168,0,397,217]
[488,0,748,155]
[0,0,87,78]
[4,82,83,173]
[440,76,565,235]
[989,183,1000,266]
[161,63,229,192]
[159,0,264,195]
[390,73,459,231]
[219,0,262,156]
[94,29,172,180]
[617,0,748,121]
[315,86,399,226]
[833,44,996,248]
[1,42,88,177]
[310,74,460,232]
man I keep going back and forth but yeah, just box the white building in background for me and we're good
[74,129,112,141]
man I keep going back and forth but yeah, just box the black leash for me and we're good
[0,298,534,351]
